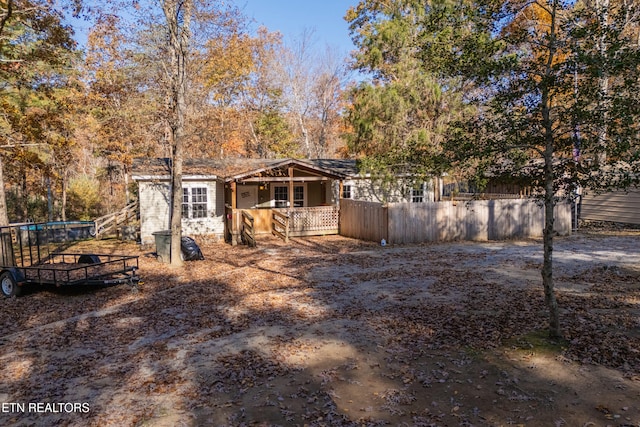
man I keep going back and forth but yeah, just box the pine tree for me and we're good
[347,0,640,337]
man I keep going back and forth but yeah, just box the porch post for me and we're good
[288,166,294,208]
[231,181,237,209]
[338,180,344,235]
[231,181,238,245]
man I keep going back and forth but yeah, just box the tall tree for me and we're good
[272,30,350,159]
[465,0,640,337]
[239,28,296,158]
[275,29,316,158]
[309,46,350,158]
[83,13,160,210]
[0,0,79,224]
[345,0,464,201]
[89,0,251,264]
[198,31,254,156]
[159,0,192,267]
[348,0,640,338]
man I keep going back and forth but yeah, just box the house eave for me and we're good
[224,158,348,183]
[132,174,218,181]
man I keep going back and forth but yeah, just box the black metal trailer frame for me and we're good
[0,222,140,297]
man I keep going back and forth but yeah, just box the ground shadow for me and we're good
[0,233,638,426]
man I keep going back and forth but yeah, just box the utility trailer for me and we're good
[0,222,140,297]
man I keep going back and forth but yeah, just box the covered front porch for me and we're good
[223,159,346,245]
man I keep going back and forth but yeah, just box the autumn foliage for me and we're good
[0,1,350,223]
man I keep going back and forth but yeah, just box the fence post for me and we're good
[383,204,389,244]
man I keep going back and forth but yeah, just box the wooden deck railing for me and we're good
[278,206,339,236]
[226,205,338,244]
[272,210,290,243]
[93,202,138,239]
[450,193,525,200]
[241,211,256,247]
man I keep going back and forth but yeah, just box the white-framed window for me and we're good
[294,186,304,207]
[182,186,208,219]
[342,184,352,199]
[273,186,288,207]
[411,183,425,203]
[272,184,305,207]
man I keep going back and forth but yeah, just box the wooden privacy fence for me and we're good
[339,200,388,242]
[340,198,572,244]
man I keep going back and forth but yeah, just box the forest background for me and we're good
[2,0,640,337]
[1,0,639,230]
[0,0,356,223]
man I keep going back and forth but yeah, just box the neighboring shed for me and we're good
[580,188,640,225]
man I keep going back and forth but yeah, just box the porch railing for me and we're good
[271,210,290,242]
[227,205,339,244]
[241,211,256,247]
[274,206,339,237]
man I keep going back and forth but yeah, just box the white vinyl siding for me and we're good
[137,179,223,244]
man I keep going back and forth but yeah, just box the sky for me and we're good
[68,1,360,56]
[237,0,359,56]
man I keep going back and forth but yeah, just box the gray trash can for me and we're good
[152,230,172,263]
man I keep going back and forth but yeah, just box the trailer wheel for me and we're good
[1,272,21,298]
[78,254,101,264]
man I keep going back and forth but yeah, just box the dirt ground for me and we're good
[0,229,639,426]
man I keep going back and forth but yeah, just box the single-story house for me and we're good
[132,158,435,244]
[131,157,438,245]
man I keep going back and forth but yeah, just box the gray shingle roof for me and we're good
[131,158,360,180]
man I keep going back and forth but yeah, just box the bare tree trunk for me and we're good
[245,112,264,157]
[169,144,183,266]
[21,171,27,221]
[124,164,130,204]
[542,150,560,338]
[0,1,16,225]
[541,0,561,339]
[297,113,311,158]
[61,168,68,222]
[595,0,610,165]
[0,0,14,43]
[47,177,52,222]
[0,159,9,225]
[162,0,192,267]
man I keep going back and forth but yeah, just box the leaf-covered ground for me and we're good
[0,231,639,426]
